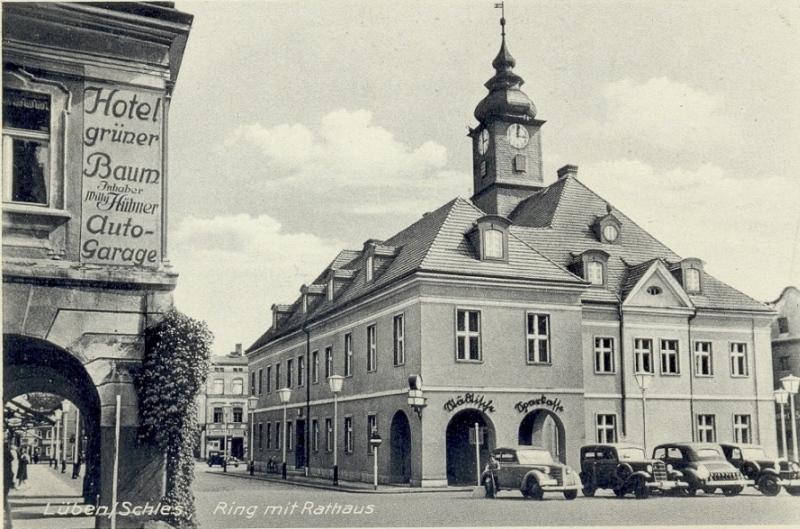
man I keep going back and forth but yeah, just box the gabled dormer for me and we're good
[300,284,325,314]
[271,304,293,329]
[622,259,694,311]
[570,249,610,286]
[466,214,511,262]
[671,258,704,295]
[591,204,622,244]
[325,267,356,301]
[362,239,398,283]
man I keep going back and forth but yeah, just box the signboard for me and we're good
[468,426,486,446]
[80,85,163,267]
[443,392,496,414]
[514,394,565,414]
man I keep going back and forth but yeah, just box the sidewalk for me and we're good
[206,465,475,494]
[7,463,94,529]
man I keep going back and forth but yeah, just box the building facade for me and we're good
[769,286,800,457]
[2,2,192,524]
[246,23,777,486]
[197,345,250,459]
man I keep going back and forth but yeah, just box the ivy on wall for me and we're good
[135,309,213,528]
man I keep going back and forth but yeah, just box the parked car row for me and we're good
[481,442,800,500]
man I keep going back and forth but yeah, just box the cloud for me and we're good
[584,77,741,151]
[578,159,800,299]
[171,214,343,354]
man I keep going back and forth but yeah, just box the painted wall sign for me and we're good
[80,86,163,267]
[514,394,565,414]
[443,392,496,414]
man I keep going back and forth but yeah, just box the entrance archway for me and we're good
[4,334,102,503]
[389,410,411,483]
[445,409,495,485]
[518,409,566,463]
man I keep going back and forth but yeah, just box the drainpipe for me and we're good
[303,324,311,477]
[687,310,697,441]
[617,300,627,438]
[750,317,761,443]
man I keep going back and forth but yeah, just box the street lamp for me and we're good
[775,389,789,459]
[277,387,292,479]
[369,428,383,491]
[407,374,426,420]
[248,396,258,476]
[781,374,800,462]
[634,372,653,455]
[328,375,344,486]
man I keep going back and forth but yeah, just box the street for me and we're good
[193,466,800,528]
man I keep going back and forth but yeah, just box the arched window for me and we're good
[685,268,700,292]
[484,229,504,259]
[587,261,604,285]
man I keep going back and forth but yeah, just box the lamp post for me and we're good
[781,374,800,462]
[369,428,383,491]
[775,389,789,459]
[634,372,653,455]
[248,396,258,476]
[328,375,344,485]
[278,387,292,479]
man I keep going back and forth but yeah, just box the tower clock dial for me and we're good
[478,129,490,155]
[506,123,529,149]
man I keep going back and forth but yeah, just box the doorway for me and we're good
[445,409,495,485]
[389,410,411,483]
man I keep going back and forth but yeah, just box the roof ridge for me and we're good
[419,197,470,270]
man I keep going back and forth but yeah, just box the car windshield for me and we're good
[516,450,553,465]
[741,447,769,460]
[695,447,725,460]
[618,448,646,460]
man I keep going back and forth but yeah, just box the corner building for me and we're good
[247,26,776,487]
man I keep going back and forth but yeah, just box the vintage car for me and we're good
[719,443,800,496]
[579,443,686,498]
[207,452,240,468]
[652,442,752,496]
[481,446,581,500]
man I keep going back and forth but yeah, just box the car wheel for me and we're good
[613,486,626,498]
[581,483,597,497]
[757,475,781,496]
[703,487,717,495]
[685,483,698,497]
[633,477,650,499]
[526,479,544,500]
[786,487,800,496]
[563,490,578,500]
[484,477,496,499]
[721,486,742,497]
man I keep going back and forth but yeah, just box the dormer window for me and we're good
[327,276,334,301]
[302,294,308,314]
[571,249,610,287]
[587,261,604,285]
[602,224,619,243]
[677,258,704,294]
[593,205,622,244]
[467,214,511,262]
[365,255,374,282]
[685,268,700,292]
[484,229,504,259]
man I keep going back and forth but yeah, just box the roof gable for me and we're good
[623,260,694,309]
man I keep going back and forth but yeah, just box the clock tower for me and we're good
[469,16,545,216]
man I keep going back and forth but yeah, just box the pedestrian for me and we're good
[3,442,14,495]
[17,448,29,487]
[32,449,39,465]
[8,446,18,490]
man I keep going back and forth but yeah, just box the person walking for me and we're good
[8,445,18,490]
[17,448,29,487]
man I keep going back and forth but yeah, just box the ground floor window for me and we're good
[344,417,353,453]
[275,422,281,450]
[258,423,263,450]
[287,421,293,451]
[325,418,333,452]
[697,414,716,442]
[266,423,272,449]
[312,419,319,452]
[596,414,617,443]
[367,414,377,454]
[733,414,751,443]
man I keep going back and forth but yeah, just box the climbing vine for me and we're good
[135,309,213,528]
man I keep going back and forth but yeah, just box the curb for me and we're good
[207,470,474,495]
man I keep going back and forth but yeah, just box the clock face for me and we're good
[478,129,490,155]
[603,224,619,242]
[507,124,529,149]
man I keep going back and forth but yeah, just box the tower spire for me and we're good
[496,2,506,38]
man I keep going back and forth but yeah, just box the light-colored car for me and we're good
[481,446,581,500]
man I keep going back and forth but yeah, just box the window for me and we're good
[660,339,680,375]
[587,261,604,285]
[287,359,294,387]
[312,351,319,384]
[325,418,333,452]
[266,366,272,393]
[325,346,334,379]
[232,407,243,423]
[258,423,264,450]
[275,422,281,450]
[778,317,790,335]
[480,160,487,177]
[633,338,653,374]
[646,286,662,295]
[312,419,319,452]
[484,229,504,259]
[694,341,713,376]
[594,337,615,374]
[733,415,751,443]
[685,268,701,292]
[266,423,272,449]
[232,378,243,395]
[327,277,334,301]
[3,89,50,205]
[779,356,790,370]
[366,255,374,282]
[393,314,405,366]
[252,371,258,396]
[275,363,281,390]
[697,414,716,442]
[456,309,481,361]
[730,343,748,377]
[596,414,617,443]
[344,334,352,376]
[298,355,305,387]
[344,417,353,453]
[367,324,377,372]
[287,421,293,451]
[513,154,527,173]
[213,366,224,373]
[367,414,377,455]
[213,379,224,395]
[212,407,223,423]
[526,313,550,364]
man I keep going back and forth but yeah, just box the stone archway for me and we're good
[389,410,411,484]
[4,334,102,503]
[445,409,495,485]
[518,409,566,463]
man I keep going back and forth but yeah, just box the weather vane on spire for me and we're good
[495,2,506,38]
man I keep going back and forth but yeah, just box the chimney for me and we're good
[557,164,578,180]
[234,343,243,356]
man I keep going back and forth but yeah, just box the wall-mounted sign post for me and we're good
[369,430,382,491]
[474,422,481,486]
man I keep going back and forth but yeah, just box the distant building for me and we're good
[197,344,250,459]
[769,286,800,457]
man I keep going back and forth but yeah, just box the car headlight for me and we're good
[646,464,653,473]
[696,464,710,480]
[565,466,571,475]
[667,464,673,472]
[791,461,800,473]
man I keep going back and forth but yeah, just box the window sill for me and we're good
[660,372,681,377]
[694,374,714,378]
[527,361,553,366]
[593,371,617,376]
[3,203,71,219]
[730,374,750,379]
[456,359,484,364]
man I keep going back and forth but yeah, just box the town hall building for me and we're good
[246,19,777,487]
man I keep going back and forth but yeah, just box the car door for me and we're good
[596,447,617,486]
[499,452,527,489]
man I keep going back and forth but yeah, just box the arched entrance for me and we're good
[389,410,411,483]
[445,409,495,485]
[518,409,566,463]
[4,334,101,503]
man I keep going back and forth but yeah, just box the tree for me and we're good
[134,309,212,528]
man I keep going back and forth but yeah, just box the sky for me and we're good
[168,0,800,356]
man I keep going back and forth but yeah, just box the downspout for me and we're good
[688,310,697,441]
[617,299,626,438]
[751,317,761,443]
[303,323,311,477]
